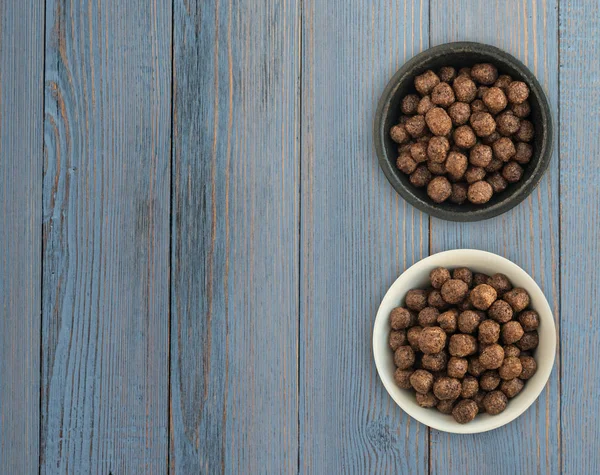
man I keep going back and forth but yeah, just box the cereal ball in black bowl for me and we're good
[374,42,552,221]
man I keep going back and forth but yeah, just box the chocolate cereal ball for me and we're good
[453,125,477,149]
[469,144,493,168]
[488,273,512,295]
[503,288,530,312]
[453,75,477,102]
[473,273,490,286]
[401,94,420,115]
[458,310,482,334]
[470,284,498,310]
[433,377,462,400]
[410,166,432,188]
[394,368,414,389]
[519,310,540,332]
[481,130,501,145]
[445,152,468,181]
[431,82,456,107]
[477,86,489,99]
[507,81,530,104]
[427,176,452,203]
[499,356,523,380]
[439,66,457,83]
[458,297,474,312]
[468,356,485,377]
[449,334,478,357]
[504,344,521,358]
[428,160,446,176]
[436,399,456,415]
[468,181,494,205]
[502,162,524,183]
[390,307,415,329]
[410,142,428,163]
[447,356,468,378]
[458,67,472,77]
[394,345,415,369]
[483,390,508,415]
[405,115,427,138]
[473,392,487,413]
[428,289,449,310]
[422,351,448,372]
[479,319,501,344]
[470,99,488,113]
[430,267,451,289]
[448,102,471,126]
[479,344,504,369]
[452,399,479,424]
[510,100,531,118]
[519,355,537,379]
[502,321,525,345]
[488,299,514,323]
[438,309,459,334]
[482,87,508,114]
[487,172,508,193]
[390,124,410,144]
[461,375,480,398]
[496,111,521,136]
[407,326,423,350]
[441,279,469,304]
[449,182,468,204]
[480,370,501,391]
[410,369,434,394]
[426,107,453,136]
[471,63,498,85]
[493,137,516,162]
[470,112,496,137]
[494,74,512,91]
[485,157,504,173]
[514,142,533,164]
[418,307,440,327]
[453,268,473,287]
[516,331,539,351]
[419,326,447,354]
[389,330,407,350]
[501,378,524,398]
[515,120,534,142]
[464,166,486,184]
[396,152,417,174]
[415,70,440,95]
[427,136,450,163]
[416,391,438,408]
[417,95,435,115]
[406,289,429,311]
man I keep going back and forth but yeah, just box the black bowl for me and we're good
[374,42,553,222]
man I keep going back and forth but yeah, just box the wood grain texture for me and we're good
[429,1,561,473]
[170,0,299,472]
[0,0,44,472]
[41,1,171,472]
[559,1,600,472]
[300,1,429,472]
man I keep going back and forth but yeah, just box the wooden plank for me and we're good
[170,0,299,472]
[300,1,429,472]
[0,1,43,472]
[559,1,600,472]
[41,1,171,472]
[429,1,560,473]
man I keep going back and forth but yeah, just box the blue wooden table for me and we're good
[1,0,598,473]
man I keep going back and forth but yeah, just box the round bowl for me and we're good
[374,42,553,222]
[373,249,556,434]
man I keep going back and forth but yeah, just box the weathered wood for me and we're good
[0,1,43,472]
[170,0,300,472]
[41,1,171,472]
[429,1,560,473]
[559,1,600,472]
[300,0,430,472]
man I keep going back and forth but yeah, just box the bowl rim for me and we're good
[372,249,557,434]
[374,41,554,222]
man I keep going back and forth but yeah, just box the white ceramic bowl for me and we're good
[373,249,556,434]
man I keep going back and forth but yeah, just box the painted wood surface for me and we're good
[170,0,300,472]
[300,1,429,472]
[428,1,561,473]
[0,1,44,472]
[41,0,171,472]
[559,1,600,473]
